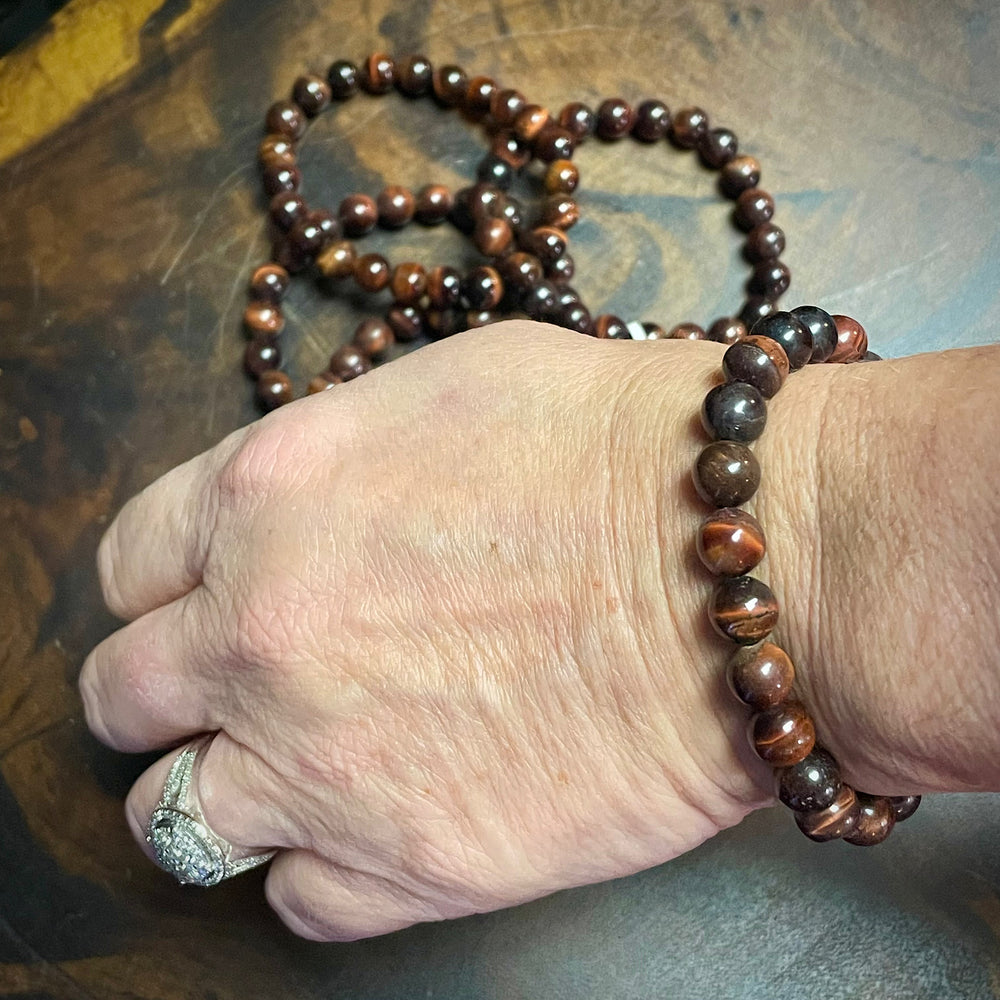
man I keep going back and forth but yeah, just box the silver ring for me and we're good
[146,738,276,887]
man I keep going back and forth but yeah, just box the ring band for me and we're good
[146,738,276,887]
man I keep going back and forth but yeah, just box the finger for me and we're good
[265,850,455,942]
[79,586,224,752]
[98,424,248,621]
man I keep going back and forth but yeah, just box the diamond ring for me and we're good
[146,738,276,887]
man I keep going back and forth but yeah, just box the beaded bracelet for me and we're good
[244,52,920,843]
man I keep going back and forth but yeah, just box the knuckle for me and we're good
[96,525,131,619]
[266,881,345,942]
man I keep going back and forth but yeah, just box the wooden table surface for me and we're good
[1,1,999,997]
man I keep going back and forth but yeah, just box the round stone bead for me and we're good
[777,748,842,811]
[791,305,838,363]
[269,192,307,231]
[415,184,453,225]
[492,130,532,168]
[307,208,341,246]
[327,60,358,98]
[538,196,579,230]
[745,222,785,261]
[829,314,869,363]
[354,254,390,293]
[499,252,543,290]
[795,785,860,842]
[701,381,767,442]
[352,317,394,357]
[522,226,567,265]
[671,107,708,148]
[545,159,579,194]
[395,54,432,96]
[670,322,707,340]
[474,217,513,256]
[722,335,790,398]
[533,124,575,163]
[889,795,921,822]
[522,280,559,320]
[390,262,427,305]
[720,155,761,198]
[558,303,593,335]
[328,345,372,381]
[292,74,331,116]
[256,370,293,410]
[734,188,775,231]
[431,64,468,105]
[707,317,747,346]
[546,254,574,284]
[477,153,515,190]
[265,100,306,140]
[244,336,281,376]
[697,507,765,576]
[462,266,504,310]
[387,305,424,342]
[307,372,342,394]
[315,240,356,280]
[739,296,776,331]
[427,265,463,308]
[514,104,549,141]
[727,641,795,710]
[699,127,738,168]
[750,311,813,370]
[632,99,670,142]
[377,186,415,228]
[642,322,669,340]
[558,102,596,139]
[844,793,896,845]
[711,575,779,645]
[286,217,325,259]
[359,52,395,94]
[243,301,284,336]
[339,194,378,236]
[750,700,815,766]
[258,134,295,167]
[593,314,631,339]
[465,75,497,116]
[693,440,761,507]
[249,264,290,303]
[596,98,635,139]
[262,162,301,195]
[490,87,527,125]
[749,260,792,300]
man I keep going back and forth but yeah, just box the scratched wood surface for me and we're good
[1,1,999,997]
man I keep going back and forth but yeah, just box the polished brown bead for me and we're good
[432,64,468,106]
[558,302,592,335]
[387,305,424,342]
[740,296,777,330]
[697,507,765,576]
[265,100,306,140]
[557,102,595,140]
[327,60,358,98]
[285,217,324,260]
[750,700,814,766]
[596,98,635,140]
[462,266,504,310]
[702,380,767,442]
[272,238,308,275]
[377,185,415,228]
[593,314,631,339]
[478,153,515,191]
[722,335,789,398]
[777,748,842,812]
[751,311,812,369]
[359,52,395,94]
[249,264,290,303]
[792,305,839,363]
[795,785,861,842]
[828,314,869,363]
[328,345,372,381]
[244,335,282,376]
[262,162,301,195]
[390,262,427,305]
[547,254,574,284]
[258,134,296,167]
[465,75,497,116]
[889,795,921,822]
[844,793,896,846]
[395,54,432,96]
[268,191,307,231]
[426,308,462,338]
[499,252,543,290]
[538,195,579,230]
[414,184,453,225]
[354,253,391,293]
[669,322,707,340]
[490,88,527,126]
[728,641,795,710]
[749,260,791,299]
[352,317,395,357]
[491,130,532,169]
[712,575,779,645]
[462,183,503,225]
[243,301,284,336]
[522,280,559,319]
[522,226,567,265]
[292,74,332,116]
[533,124,575,163]
[315,240,356,280]
[671,107,708,148]
[474,217,513,257]
[545,159,579,195]
[745,223,785,261]
[708,317,747,346]
[466,309,498,329]
[427,265,463,308]
[632,99,670,142]
[642,322,668,339]
[513,104,550,141]
[720,155,761,198]
[699,127,738,168]
[307,208,341,247]
[339,194,378,237]
[693,440,761,507]
[307,372,342,394]
[257,370,294,410]
[734,188,776,231]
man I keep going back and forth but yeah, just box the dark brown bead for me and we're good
[249,264,290,303]
[722,335,790,398]
[359,52,395,94]
[697,507,765,576]
[669,322,706,340]
[499,252,543,290]
[521,226,567,265]
[496,195,525,235]
[708,317,747,346]
[462,266,504,310]
[750,700,814,766]
[734,188,775,230]
[739,296,777,330]
[545,159,579,195]
[269,192,307,231]
[491,130,532,169]
[745,223,785,261]
[425,308,462,338]
[286,217,324,260]
[259,134,296,167]
[593,314,631,339]
[490,88,527,126]
[395,54,432,96]
[352,317,395,357]
[466,309,498,329]
[307,208,341,247]
[339,194,378,237]
[257,370,294,410]
[749,260,791,300]
[844,794,896,846]
[727,641,795,710]
[792,305,838,363]
[699,127,738,168]
[243,301,284,336]
[702,380,767,442]
[328,345,372,382]
[533,124,575,163]
[514,105,550,142]
[522,280,559,319]
[596,98,635,139]
[889,795,921,822]
[558,302,593,335]
[390,262,427,305]
[671,107,708,148]
[538,196,579,230]
[546,254,574,284]
[315,240,356,280]
[829,314,869,363]
[464,183,503,224]
[272,238,309,275]
[354,254,391,293]
[465,75,497,116]
[414,184,453,225]
[377,185,415,228]
[720,155,761,198]
[751,312,812,369]
[292,74,331,116]
[307,372,342,394]
[432,64,468,106]
[693,440,761,507]
[427,265,463,309]
[387,305,424,342]
[327,60,358,99]
[712,575,779,646]
[244,335,282,376]
[632,99,670,142]
[642,321,668,339]
[558,102,596,140]
[777,748,842,812]
[265,100,306,140]
[262,162,301,195]
[474,217,513,257]
[795,785,860,842]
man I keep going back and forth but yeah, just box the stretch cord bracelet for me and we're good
[244,52,920,843]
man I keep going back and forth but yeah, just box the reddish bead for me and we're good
[722,335,790,398]
[387,305,424,342]
[490,88,527,126]
[359,53,395,94]
[669,322,706,340]
[414,184,453,225]
[777,748,842,812]
[307,372,342,394]
[249,264,290,303]
[538,195,579,230]
[735,188,775,230]
[699,127,738,168]
[593,314,631,339]
[292,74,332,116]
[465,75,497,115]
[257,370,294,410]
[262,162,301,195]
[558,102,596,140]
[596,98,635,139]
[708,317,747,346]
[244,336,282,376]
[462,266,504,310]
[632,99,671,142]
[474,217,513,257]
[269,192,307,231]
[339,194,378,236]
[720,155,761,198]
[431,65,468,106]
[844,794,896,846]
[671,107,708,148]
[545,159,579,194]
[390,262,427,305]
[828,315,869,363]
[258,134,295,167]
[265,101,306,140]
[711,575,779,645]
[889,795,921,822]
[377,186,415,228]
[697,508,765,576]
[243,301,284,336]
[352,318,395,357]
[533,124,575,163]
[728,641,795,710]
[427,265,463,308]
[514,105,550,142]
[316,240,356,280]
[354,254,391,293]
[745,223,785,261]
[499,252,543,290]
[328,345,372,381]
[491,130,532,169]
[795,785,861,842]
[693,440,760,507]
[751,701,815,766]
